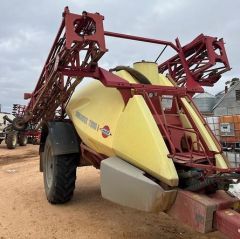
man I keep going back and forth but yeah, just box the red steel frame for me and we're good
[11,104,40,143]
[21,7,237,174]
[159,35,230,88]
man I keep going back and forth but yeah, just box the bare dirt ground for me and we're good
[0,143,227,239]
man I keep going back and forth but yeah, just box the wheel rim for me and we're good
[45,147,54,188]
[12,135,17,146]
[23,137,27,144]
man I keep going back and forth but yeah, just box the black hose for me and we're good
[185,178,216,192]
[110,66,151,85]
[178,170,201,179]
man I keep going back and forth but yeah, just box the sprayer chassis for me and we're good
[12,7,240,239]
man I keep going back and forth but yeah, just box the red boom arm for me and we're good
[20,7,230,127]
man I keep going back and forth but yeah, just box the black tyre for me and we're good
[43,136,78,204]
[6,131,18,149]
[27,137,33,144]
[32,138,40,145]
[19,133,27,146]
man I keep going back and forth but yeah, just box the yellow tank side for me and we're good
[180,98,228,169]
[133,62,159,84]
[66,81,125,156]
[113,69,179,186]
[114,70,139,84]
[158,74,174,86]
[113,95,178,186]
[152,71,228,169]
[67,70,179,186]
[67,61,228,190]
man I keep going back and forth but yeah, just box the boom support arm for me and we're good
[158,34,230,88]
[20,7,230,127]
[23,7,107,124]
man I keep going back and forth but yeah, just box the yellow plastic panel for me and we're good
[114,70,138,83]
[113,95,178,186]
[158,74,174,86]
[189,99,222,152]
[133,62,159,84]
[180,97,228,169]
[215,154,228,169]
[67,81,125,156]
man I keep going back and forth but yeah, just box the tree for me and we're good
[225,78,240,87]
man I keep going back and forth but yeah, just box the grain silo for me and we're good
[193,92,216,115]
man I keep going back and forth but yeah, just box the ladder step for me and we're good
[172,152,211,164]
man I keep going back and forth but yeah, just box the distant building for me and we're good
[193,92,216,115]
[215,90,225,102]
[213,81,240,116]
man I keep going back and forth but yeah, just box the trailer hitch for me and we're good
[181,171,240,193]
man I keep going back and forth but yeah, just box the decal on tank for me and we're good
[88,119,99,131]
[100,125,112,138]
[76,111,99,131]
[76,111,88,124]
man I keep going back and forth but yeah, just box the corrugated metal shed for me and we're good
[193,92,216,113]
[213,81,240,116]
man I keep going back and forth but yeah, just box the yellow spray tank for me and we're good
[66,61,230,212]
[18,9,235,213]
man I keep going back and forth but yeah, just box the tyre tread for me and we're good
[6,131,17,149]
[48,154,78,204]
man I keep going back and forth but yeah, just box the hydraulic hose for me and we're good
[110,66,151,85]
